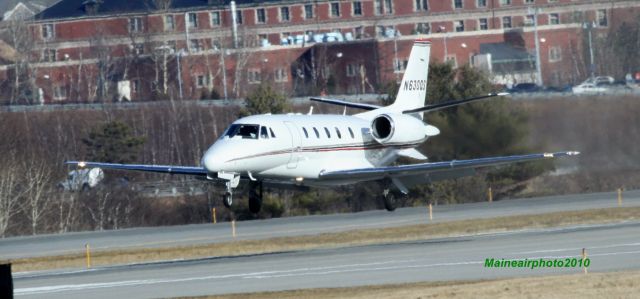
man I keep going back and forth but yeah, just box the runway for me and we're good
[2,190,639,260]
[13,220,640,298]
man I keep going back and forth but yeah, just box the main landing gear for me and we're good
[220,180,263,214]
[382,189,407,212]
[248,181,263,214]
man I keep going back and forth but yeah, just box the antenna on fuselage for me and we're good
[343,106,347,115]
[308,106,314,115]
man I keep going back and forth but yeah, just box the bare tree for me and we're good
[0,157,22,237]
[3,14,38,104]
[21,159,53,235]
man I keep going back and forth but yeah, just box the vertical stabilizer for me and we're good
[389,39,431,119]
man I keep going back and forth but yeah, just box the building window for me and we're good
[479,18,488,30]
[275,68,288,82]
[384,0,393,14]
[477,0,486,7]
[346,64,357,77]
[53,86,67,101]
[164,15,175,31]
[374,0,383,15]
[134,44,144,55]
[280,7,290,22]
[549,46,562,62]
[248,69,261,84]
[525,0,534,3]
[500,0,511,6]
[235,10,243,24]
[256,8,266,23]
[549,13,559,25]
[188,13,198,28]
[446,55,457,68]
[304,4,314,19]
[129,17,143,33]
[525,15,535,27]
[197,75,210,88]
[189,39,203,52]
[42,24,54,40]
[453,0,463,9]
[330,2,340,17]
[502,16,512,29]
[597,9,607,27]
[455,20,464,32]
[416,0,428,11]
[167,40,177,53]
[415,22,430,34]
[211,11,221,26]
[132,79,141,93]
[352,1,362,16]
[394,58,407,72]
[43,49,56,62]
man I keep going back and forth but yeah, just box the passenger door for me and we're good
[284,122,301,169]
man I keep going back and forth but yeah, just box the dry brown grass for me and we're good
[199,270,640,299]
[9,206,640,272]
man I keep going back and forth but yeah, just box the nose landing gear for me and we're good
[222,191,233,208]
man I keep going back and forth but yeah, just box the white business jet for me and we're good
[67,39,579,213]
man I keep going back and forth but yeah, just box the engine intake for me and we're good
[370,113,439,144]
[371,114,394,141]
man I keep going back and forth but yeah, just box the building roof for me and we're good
[479,42,534,63]
[1,0,59,20]
[34,0,288,20]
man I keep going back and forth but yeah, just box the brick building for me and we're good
[0,0,638,104]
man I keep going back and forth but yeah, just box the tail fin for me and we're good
[389,39,431,119]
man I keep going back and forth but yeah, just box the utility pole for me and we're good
[177,50,184,100]
[529,6,543,87]
[583,22,596,79]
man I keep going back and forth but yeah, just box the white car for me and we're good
[58,167,104,191]
[572,83,607,94]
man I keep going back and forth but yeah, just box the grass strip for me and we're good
[191,270,640,299]
[9,206,640,272]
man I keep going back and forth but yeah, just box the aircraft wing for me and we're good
[318,151,580,181]
[65,161,208,177]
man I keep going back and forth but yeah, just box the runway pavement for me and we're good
[13,220,640,298]
[2,190,640,260]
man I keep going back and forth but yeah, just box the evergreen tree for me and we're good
[82,121,145,163]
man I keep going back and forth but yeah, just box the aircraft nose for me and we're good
[203,147,224,172]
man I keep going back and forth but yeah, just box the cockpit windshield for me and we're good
[224,124,260,139]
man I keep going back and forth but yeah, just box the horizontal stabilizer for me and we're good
[403,92,508,114]
[310,97,381,111]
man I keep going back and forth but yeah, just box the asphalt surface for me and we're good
[13,220,640,298]
[2,190,640,260]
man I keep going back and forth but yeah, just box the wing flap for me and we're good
[318,151,579,181]
[65,161,208,176]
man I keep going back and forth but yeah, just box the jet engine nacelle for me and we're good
[370,113,440,144]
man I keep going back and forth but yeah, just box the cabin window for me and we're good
[224,124,259,139]
[269,127,276,138]
[348,127,355,138]
[260,127,269,139]
[313,127,320,138]
[303,127,309,138]
[335,127,342,139]
[324,127,331,138]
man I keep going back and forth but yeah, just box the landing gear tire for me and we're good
[383,192,398,212]
[248,182,263,214]
[249,196,262,214]
[222,192,233,208]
